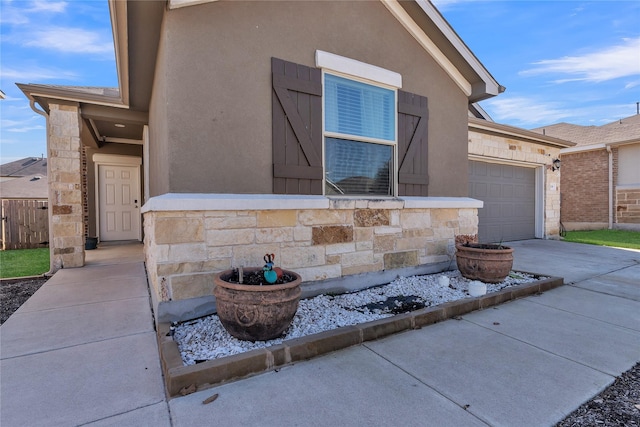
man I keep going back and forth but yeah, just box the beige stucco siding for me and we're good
[148,1,469,197]
[148,15,171,197]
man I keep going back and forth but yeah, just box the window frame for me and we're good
[321,69,399,197]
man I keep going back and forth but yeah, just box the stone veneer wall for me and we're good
[48,103,85,270]
[142,195,480,321]
[616,187,640,228]
[468,129,562,238]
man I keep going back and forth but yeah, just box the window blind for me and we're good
[324,74,395,141]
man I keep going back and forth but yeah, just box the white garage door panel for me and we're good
[469,160,536,243]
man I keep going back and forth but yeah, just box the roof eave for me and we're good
[109,0,130,107]
[414,0,503,102]
[16,83,126,111]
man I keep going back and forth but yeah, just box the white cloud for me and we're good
[482,96,638,128]
[24,26,113,55]
[483,97,574,126]
[1,115,45,131]
[624,80,640,90]
[5,125,46,133]
[0,94,27,102]
[27,1,68,13]
[521,37,640,83]
[0,7,29,25]
[0,0,67,24]
[1,66,78,81]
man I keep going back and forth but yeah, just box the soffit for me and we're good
[17,83,147,146]
[122,0,164,111]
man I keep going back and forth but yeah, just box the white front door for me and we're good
[98,164,141,241]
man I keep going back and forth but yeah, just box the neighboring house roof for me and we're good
[0,157,48,178]
[532,114,640,147]
[18,0,503,148]
[0,174,48,199]
[469,117,575,148]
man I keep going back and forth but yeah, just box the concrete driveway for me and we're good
[1,239,638,426]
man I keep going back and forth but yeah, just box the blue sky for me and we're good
[1,0,639,165]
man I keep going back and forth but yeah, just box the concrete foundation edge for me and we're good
[157,273,564,397]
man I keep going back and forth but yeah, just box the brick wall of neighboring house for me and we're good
[560,149,609,226]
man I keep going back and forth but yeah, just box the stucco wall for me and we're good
[147,1,469,197]
[148,13,170,197]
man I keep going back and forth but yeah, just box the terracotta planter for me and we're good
[213,268,301,341]
[455,243,514,283]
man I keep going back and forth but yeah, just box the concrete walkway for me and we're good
[0,243,171,426]
[1,240,639,426]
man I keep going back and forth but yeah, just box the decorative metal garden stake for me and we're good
[263,253,277,284]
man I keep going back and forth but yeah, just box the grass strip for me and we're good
[564,229,640,250]
[0,248,50,278]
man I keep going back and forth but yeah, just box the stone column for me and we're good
[48,103,85,269]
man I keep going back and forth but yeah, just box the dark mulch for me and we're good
[222,269,296,286]
[0,277,48,325]
[556,362,640,426]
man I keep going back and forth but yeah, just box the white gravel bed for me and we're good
[173,270,544,365]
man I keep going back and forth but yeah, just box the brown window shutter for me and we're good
[272,57,323,195]
[397,90,429,196]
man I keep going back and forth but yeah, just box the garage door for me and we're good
[469,160,536,243]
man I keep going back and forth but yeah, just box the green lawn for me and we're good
[0,248,50,278]
[563,229,640,250]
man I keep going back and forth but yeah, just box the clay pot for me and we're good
[213,268,301,341]
[455,243,514,284]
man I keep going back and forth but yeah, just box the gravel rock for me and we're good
[174,270,541,365]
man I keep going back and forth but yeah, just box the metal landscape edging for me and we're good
[158,273,563,397]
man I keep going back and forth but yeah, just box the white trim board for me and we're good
[141,194,483,212]
[315,50,402,88]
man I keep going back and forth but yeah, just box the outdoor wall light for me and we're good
[552,158,561,171]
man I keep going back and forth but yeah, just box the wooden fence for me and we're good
[1,199,49,250]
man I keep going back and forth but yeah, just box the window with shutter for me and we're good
[272,55,428,197]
